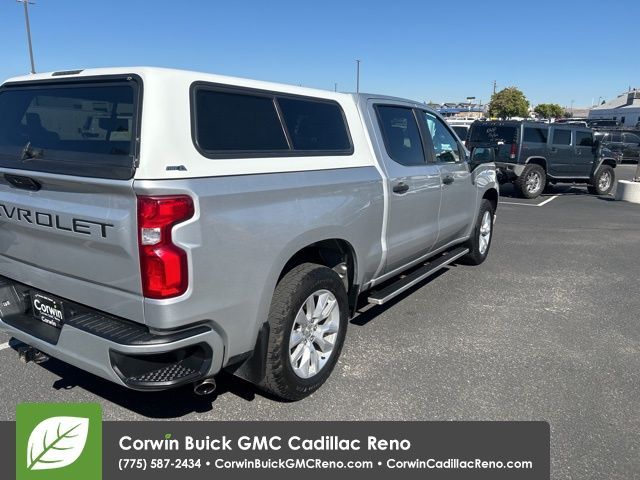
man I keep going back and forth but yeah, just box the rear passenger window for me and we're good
[376,106,425,166]
[576,131,594,147]
[552,129,572,145]
[192,86,353,156]
[195,90,288,152]
[278,97,351,151]
[523,127,548,143]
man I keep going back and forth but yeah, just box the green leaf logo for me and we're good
[26,416,89,471]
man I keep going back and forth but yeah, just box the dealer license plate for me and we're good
[31,293,65,329]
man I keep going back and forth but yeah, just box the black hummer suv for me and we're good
[467,121,619,198]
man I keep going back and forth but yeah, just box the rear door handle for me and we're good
[442,175,454,185]
[392,182,410,194]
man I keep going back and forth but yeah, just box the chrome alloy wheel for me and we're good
[479,210,492,255]
[525,171,542,194]
[289,289,340,379]
[598,170,612,192]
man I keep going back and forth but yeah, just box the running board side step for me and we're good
[367,247,469,305]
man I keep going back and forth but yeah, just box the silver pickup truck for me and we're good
[0,68,498,400]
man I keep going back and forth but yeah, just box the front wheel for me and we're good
[461,199,495,265]
[587,165,615,195]
[259,263,348,401]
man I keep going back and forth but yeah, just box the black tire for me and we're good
[461,199,495,266]
[259,263,348,401]
[588,165,615,195]
[515,164,546,199]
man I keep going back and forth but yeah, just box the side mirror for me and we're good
[469,147,495,170]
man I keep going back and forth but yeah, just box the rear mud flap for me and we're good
[227,322,270,385]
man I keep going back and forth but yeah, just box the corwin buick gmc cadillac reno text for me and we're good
[0,67,498,400]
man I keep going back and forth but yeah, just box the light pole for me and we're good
[17,0,36,74]
[334,82,337,92]
[466,96,475,113]
[355,59,361,94]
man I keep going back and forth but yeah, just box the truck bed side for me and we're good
[134,166,384,360]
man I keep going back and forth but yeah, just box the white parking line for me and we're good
[501,195,559,207]
[537,195,560,206]
[0,342,11,351]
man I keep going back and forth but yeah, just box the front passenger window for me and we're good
[576,131,594,147]
[423,112,461,163]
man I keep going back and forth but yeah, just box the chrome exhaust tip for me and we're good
[193,377,217,396]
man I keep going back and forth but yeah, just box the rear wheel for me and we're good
[588,165,614,195]
[461,199,495,265]
[515,164,546,199]
[259,263,348,401]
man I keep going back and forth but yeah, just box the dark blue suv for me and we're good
[468,121,619,198]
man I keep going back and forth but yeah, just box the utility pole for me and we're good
[356,59,361,94]
[334,82,338,92]
[17,0,36,74]
[493,80,497,95]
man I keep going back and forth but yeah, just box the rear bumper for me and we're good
[0,276,224,391]
[494,162,526,180]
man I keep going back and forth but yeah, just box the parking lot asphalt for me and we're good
[1,166,639,479]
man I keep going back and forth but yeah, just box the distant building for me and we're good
[424,100,488,118]
[440,110,486,119]
[588,90,640,128]
[565,108,590,119]
[435,103,487,118]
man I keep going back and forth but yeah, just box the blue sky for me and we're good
[1,0,638,107]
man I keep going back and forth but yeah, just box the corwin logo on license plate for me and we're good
[32,293,65,329]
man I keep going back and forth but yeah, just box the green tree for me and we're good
[534,103,564,120]
[488,87,529,119]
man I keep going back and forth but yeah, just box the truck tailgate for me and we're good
[0,172,144,323]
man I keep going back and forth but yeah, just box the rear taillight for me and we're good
[510,143,517,159]
[137,195,194,299]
